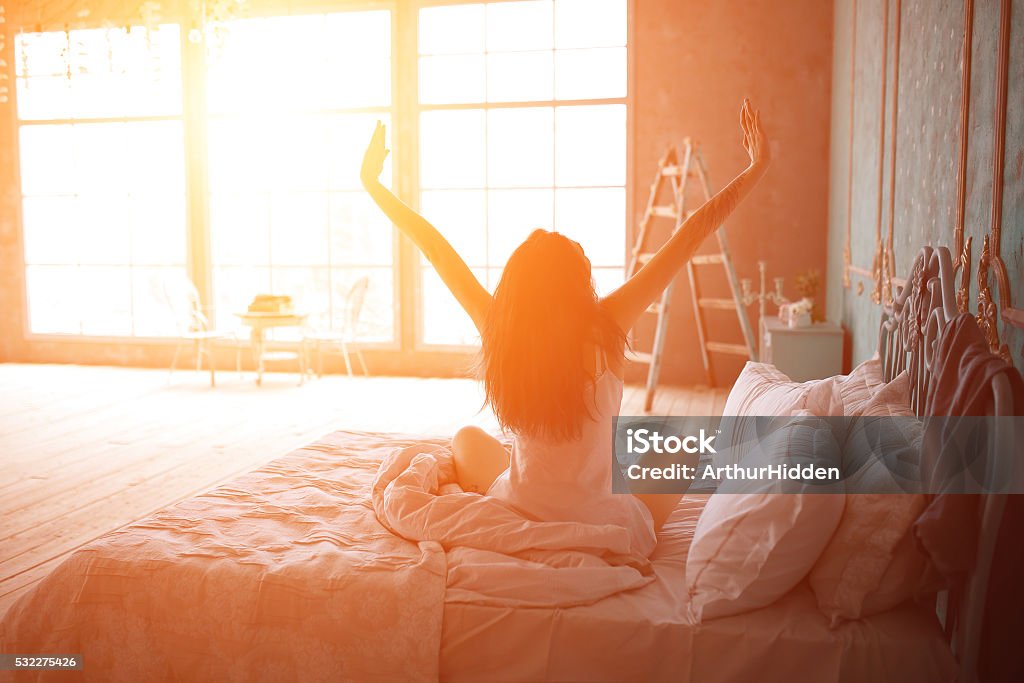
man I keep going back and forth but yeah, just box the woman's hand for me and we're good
[360,120,390,186]
[603,97,771,331]
[740,98,769,171]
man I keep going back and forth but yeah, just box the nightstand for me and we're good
[759,316,843,381]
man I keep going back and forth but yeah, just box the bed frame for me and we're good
[876,245,1016,683]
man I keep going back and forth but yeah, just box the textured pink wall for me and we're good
[631,0,834,387]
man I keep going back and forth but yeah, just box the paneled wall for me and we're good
[827,0,1024,368]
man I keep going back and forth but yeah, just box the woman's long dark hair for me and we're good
[479,229,626,442]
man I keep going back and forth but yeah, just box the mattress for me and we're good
[0,432,956,683]
[441,495,956,683]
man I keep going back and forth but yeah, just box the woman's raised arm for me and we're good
[360,122,491,333]
[601,99,770,332]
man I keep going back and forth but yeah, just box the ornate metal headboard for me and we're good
[877,245,1018,683]
[877,246,960,416]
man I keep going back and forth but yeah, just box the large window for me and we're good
[13,1,628,356]
[16,26,186,336]
[417,0,627,345]
[206,11,395,341]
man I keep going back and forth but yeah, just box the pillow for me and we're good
[858,525,929,614]
[686,412,845,622]
[803,357,885,417]
[801,357,886,446]
[723,358,884,420]
[719,363,826,468]
[809,372,930,625]
[722,362,824,417]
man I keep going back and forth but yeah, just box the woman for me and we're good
[361,99,769,550]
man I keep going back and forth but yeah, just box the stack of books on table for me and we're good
[247,295,293,314]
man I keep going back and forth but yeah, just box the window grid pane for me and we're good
[206,12,396,343]
[17,24,186,338]
[418,0,627,346]
[16,25,182,120]
[418,0,626,102]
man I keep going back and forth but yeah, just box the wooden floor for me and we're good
[0,363,727,618]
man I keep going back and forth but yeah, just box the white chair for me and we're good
[163,275,240,387]
[305,276,370,378]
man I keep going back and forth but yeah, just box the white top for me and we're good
[487,368,658,558]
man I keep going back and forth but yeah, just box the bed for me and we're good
[0,246,1013,682]
[0,433,953,683]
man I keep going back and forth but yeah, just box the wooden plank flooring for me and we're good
[0,363,727,618]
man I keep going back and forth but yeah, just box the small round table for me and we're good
[234,312,309,385]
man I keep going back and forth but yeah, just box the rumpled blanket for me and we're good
[372,442,655,608]
[0,432,655,683]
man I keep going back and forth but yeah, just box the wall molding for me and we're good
[844,0,1018,363]
[881,0,901,306]
[964,0,1021,360]
[987,0,1020,321]
[844,0,896,303]
[953,0,975,315]
[869,0,890,305]
[842,0,858,289]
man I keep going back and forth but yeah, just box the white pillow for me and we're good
[721,362,823,417]
[809,372,930,624]
[723,358,884,420]
[686,413,845,622]
[802,357,885,417]
[718,363,825,469]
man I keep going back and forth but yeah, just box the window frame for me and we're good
[8,0,634,371]
[13,24,189,339]
[411,0,632,351]
[200,7,402,347]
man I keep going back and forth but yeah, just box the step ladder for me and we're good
[628,139,757,409]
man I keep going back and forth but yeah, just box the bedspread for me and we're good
[1,433,447,682]
[1,431,656,682]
